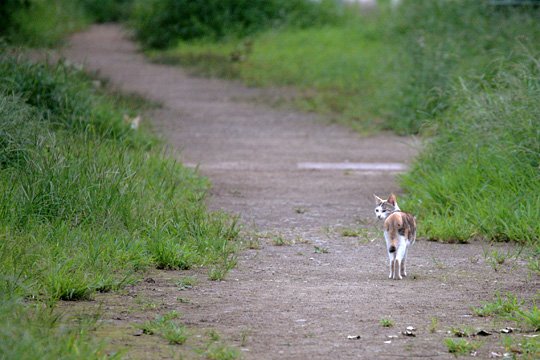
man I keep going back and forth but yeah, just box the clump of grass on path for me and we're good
[0,49,238,357]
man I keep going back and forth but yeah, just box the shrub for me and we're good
[131,0,343,48]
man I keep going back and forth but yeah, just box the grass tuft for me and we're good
[444,338,480,356]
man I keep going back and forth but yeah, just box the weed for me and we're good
[272,235,290,246]
[207,329,221,342]
[449,326,475,338]
[177,276,198,290]
[209,255,237,281]
[444,338,480,356]
[314,246,329,254]
[380,318,394,328]
[502,335,540,360]
[240,329,250,347]
[527,259,540,276]
[511,305,540,332]
[431,257,445,270]
[295,236,311,245]
[473,293,522,317]
[162,323,189,345]
[429,317,439,333]
[341,228,360,237]
[205,344,241,360]
[136,311,186,344]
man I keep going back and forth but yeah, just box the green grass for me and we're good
[379,318,394,328]
[473,292,540,331]
[473,293,522,317]
[444,338,480,356]
[502,335,540,360]
[0,50,238,357]
[205,344,241,360]
[400,52,540,243]
[511,305,540,332]
[137,311,189,344]
[2,0,90,46]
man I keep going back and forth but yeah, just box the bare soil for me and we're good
[59,25,538,359]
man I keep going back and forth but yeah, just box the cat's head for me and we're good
[373,194,400,220]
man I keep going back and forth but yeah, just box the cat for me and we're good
[374,194,416,280]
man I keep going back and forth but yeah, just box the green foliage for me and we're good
[0,51,238,356]
[131,0,344,49]
[379,318,394,327]
[472,292,522,317]
[511,305,540,331]
[502,335,540,360]
[400,52,540,243]
[0,301,114,359]
[1,0,90,46]
[444,338,480,356]
[0,0,134,46]
[79,0,134,22]
[206,344,241,360]
[137,311,188,344]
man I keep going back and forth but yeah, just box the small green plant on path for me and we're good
[449,326,475,338]
[511,305,540,332]
[314,246,329,254]
[429,317,439,333]
[136,311,188,344]
[205,343,241,360]
[444,338,480,356]
[502,335,540,360]
[380,318,394,328]
[473,293,522,317]
[272,234,290,246]
[177,276,198,290]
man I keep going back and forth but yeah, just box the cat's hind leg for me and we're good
[400,244,409,277]
[388,252,395,279]
[394,238,408,280]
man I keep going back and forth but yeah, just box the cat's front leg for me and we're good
[393,259,402,280]
[400,256,407,277]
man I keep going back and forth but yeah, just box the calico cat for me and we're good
[374,194,416,280]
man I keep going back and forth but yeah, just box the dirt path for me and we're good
[61,25,537,359]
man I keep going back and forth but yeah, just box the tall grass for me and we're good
[0,51,238,357]
[400,52,540,243]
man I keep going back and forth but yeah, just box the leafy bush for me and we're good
[131,0,344,48]
[1,0,89,46]
[79,0,134,22]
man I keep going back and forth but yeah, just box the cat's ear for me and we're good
[373,194,384,204]
[387,194,397,206]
